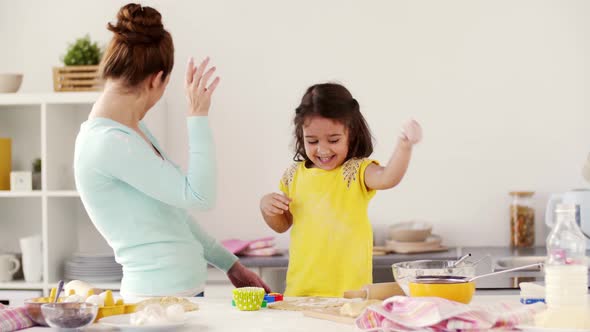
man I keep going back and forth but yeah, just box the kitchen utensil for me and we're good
[409,278,476,304]
[389,221,432,242]
[392,259,477,295]
[53,280,64,303]
[343,282,405,300]
[409,263,543,303]
[469,263,543,282]
[41,302,98,329]
[452,253,471,267]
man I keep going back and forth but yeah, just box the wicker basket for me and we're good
[52,65,103,92]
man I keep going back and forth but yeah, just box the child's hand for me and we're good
[260,193,291,216]
[399,119,422,145]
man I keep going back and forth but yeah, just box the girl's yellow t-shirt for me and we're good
[279,158,377,297]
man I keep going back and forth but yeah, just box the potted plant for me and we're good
[32,158,41,190]
[53,35,103,92]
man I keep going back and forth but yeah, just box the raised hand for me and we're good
[184,56,220,116]
[399,119,422,145]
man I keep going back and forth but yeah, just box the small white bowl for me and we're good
[389,221,433,242]
[0,73,23,93]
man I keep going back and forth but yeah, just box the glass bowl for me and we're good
[392,259,477,295]
[41,302,98,329]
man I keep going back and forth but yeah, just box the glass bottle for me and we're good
[546,204,587,267]
[509,191,535,247]
[535,204,590,329]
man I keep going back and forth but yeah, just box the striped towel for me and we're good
[0,303,34,332]
[356,296,546,331]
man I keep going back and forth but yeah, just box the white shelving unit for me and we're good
[0,92,113,301]
[0,93,234,304]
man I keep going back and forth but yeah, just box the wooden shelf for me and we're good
[0,92,164,300]
[46,190,79,197]
[0,281,45,290]
[0,191,43,197]
[0,92,101,105]
[0,190,79,198]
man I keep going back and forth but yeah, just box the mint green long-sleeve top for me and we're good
[73,116,237,297]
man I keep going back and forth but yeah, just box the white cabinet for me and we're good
[0,92,101,296]
[0,93,167,296]
[0,290,43,307]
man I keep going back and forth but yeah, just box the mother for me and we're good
[74,3,269,299]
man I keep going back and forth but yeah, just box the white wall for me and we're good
[2,0,589,248]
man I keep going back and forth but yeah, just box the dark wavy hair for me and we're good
[100,3,174,88]
[293,83,373,163]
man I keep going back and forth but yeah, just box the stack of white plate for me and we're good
[64,253,122,282]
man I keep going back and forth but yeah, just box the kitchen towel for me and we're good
[356,296,545,331]
[0,303,34,332]
[221,237,277,256]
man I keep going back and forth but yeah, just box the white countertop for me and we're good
[24,293,522,331]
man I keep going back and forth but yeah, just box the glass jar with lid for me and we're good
[509,191,535,247]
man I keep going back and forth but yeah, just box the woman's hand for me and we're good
[260,193,291,216]
[227,262,272,293]
[185,57,220,116]
[399,119,422,145]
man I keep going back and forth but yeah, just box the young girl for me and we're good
[260,83,422,297]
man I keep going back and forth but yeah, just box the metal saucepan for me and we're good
[409,263,543,304]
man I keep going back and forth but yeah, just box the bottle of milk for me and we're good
[535,203,590,329]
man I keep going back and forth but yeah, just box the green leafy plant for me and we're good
[62,35,103,66]
[32,158,41,173]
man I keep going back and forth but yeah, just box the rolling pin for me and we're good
[343,282,404,300]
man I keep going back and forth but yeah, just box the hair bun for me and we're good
[107,3,165,44]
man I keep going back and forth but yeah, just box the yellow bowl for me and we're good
[409,279,475,304]
[392,260,477,295]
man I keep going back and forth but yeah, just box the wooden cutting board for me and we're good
[268,297,351,311]
[303,299,381,325]
[303,309,356,325]
[269,297,380,325]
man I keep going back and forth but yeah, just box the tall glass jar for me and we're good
[509,191,535,247]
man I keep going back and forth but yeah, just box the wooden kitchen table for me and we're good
[23,293,523,331]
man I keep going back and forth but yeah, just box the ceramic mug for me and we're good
[0,254,21,282]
